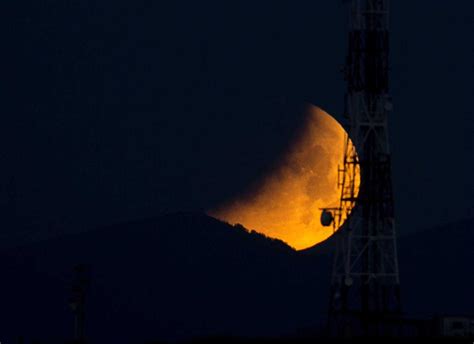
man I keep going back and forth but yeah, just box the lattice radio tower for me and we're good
[321,0,401,336]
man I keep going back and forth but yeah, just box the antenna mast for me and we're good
[326,0,401,336]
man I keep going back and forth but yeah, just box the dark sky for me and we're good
[2,0,473,244]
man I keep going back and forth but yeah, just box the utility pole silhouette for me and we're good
[69,264,90,344]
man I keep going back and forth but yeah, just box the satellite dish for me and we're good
[320,209,334,227]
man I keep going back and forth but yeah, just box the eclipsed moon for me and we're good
[208,104,360,250]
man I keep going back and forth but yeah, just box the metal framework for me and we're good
[325,0,401,336]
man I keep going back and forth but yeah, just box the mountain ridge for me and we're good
[0,213,472,343]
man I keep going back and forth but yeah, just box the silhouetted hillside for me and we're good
[398,218,474,317]
[0,212,329,344]
[0,214,472,343]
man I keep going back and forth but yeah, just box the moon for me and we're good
[208,104,360,250]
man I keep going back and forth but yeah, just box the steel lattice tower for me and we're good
[325,0,401,336]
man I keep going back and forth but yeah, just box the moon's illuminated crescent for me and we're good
[208,104,360,250]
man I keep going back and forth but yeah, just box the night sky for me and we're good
[2,0,473,246]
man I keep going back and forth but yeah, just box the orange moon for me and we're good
[208,104,359,250]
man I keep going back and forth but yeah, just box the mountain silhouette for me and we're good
[397,218,474,317]
[0,213,472,343]
[0,212,329,343]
